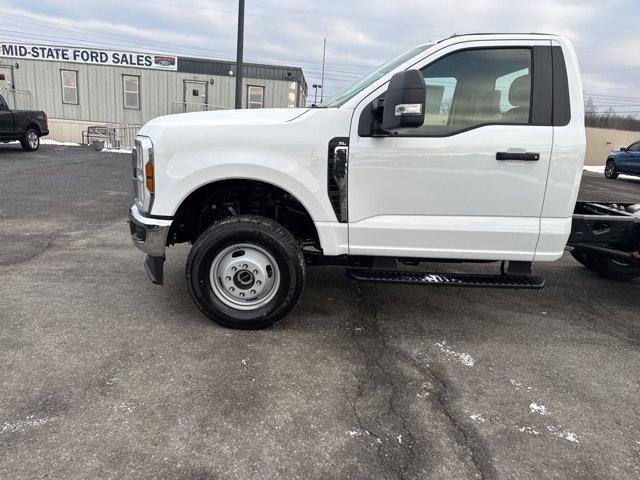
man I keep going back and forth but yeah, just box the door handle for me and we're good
[496,152,540,161]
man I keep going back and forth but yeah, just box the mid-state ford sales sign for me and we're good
[0,43,178,71]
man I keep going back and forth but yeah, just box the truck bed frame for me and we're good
[568,201,640,263]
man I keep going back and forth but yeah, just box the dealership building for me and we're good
[0,42,307,145]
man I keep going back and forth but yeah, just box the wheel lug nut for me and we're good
[239,292,245,298]
[251,290,256,295]
[226,276,231,281]
[243,264,248,269]
[256,280,262,285]
[229,287,235,292]
[253,269,258,274]
[232,266,237,271]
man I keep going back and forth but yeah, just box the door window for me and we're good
[410,48,532,136]
[628,142,640,152]
[247,85,264,109]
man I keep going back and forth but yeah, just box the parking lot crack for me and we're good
[420,360,495,480]
[351,281,498,480]
[350,281,419,479]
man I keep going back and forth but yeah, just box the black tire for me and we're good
[570,250,598,270]
[20,128,40,152]
[591,255,640,281]
[185,215,305,329]
[604,160,618,179]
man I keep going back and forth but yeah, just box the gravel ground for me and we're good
[1,143,639,480]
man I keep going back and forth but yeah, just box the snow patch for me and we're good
[435,340,475,366]
[547,425,579,443]
[518,426,541,435]
[529,403,551,416]
[41,139,81,147]
[583,165,639,182]
[1,415,59,434]
[470,413,487,423]
[347,429,381,443]
[397,434,402,444]
[101,148,132,154]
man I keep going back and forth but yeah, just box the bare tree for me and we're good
[584,96,640,131]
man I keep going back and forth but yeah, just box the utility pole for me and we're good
[312,84,322,105]
[234,0,245,109]
[320,38,326,103]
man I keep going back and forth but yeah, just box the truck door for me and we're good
[0,95,14,139]
[348,41,554,261]
[624,142,640,174]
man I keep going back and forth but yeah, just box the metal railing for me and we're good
[82,123,141,150]
[171,101,230,114]
[0,88,32,110]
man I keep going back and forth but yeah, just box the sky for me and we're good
[0,0,638,112]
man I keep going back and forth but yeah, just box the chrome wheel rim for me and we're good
[209,243,280,310]
[28,131,38,149]
[605,163,614,176]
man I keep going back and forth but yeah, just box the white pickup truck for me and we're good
[129,33,640,329]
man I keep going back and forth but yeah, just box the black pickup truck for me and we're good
[0,94,49,151]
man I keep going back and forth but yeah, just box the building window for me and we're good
[123,75,140,110]
[60,70,78,105]
[247,85,264,109]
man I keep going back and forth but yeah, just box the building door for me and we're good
[184,81,208,112]
[0,66,12,90]
[0,94,13,139]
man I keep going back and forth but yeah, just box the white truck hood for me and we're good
[139,108,310,135]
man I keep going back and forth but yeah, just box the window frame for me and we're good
[247,85,265,109]
[122,74,141,110]
[358,45,555,138]
[0,95,7,110]
[60,69,79,105]
[628,142,640,152]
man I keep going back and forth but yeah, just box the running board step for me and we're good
[346,269,545,289]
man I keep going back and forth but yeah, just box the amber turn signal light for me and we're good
[145,162,154,192]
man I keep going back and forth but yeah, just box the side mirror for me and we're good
[620,147,627,152]
[381,70,426,132]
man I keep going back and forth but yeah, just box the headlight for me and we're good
[132,136,154,213]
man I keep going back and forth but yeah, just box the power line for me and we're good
[0,10,377,73]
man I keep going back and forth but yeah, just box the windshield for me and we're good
[321,44,433,108]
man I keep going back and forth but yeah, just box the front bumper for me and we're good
[128,206,173,284]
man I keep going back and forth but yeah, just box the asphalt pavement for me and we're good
[1,143,639,480]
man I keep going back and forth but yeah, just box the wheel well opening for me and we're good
[169,179,321,250]
[27,124,41,134]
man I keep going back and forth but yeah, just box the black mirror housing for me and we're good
[620,147,627,152]
[381,70,426,132]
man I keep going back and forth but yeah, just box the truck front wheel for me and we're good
[20,128,40,151]
[185,215,305,329]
